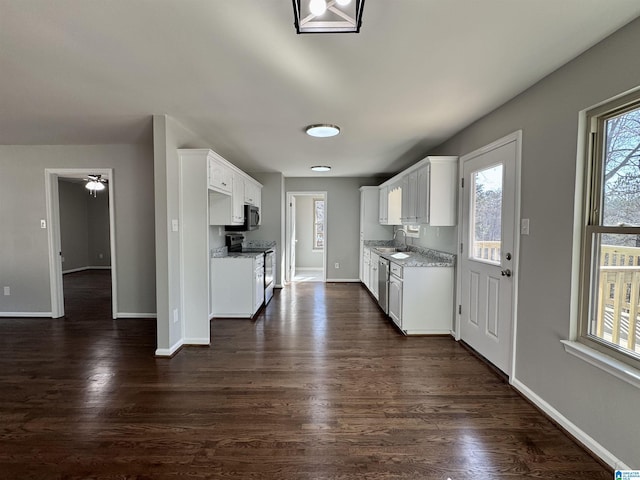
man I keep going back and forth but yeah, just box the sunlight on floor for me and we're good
[292,269,323,282]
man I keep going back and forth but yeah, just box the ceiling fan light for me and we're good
[306,124,340,137]
[335,0,351,6]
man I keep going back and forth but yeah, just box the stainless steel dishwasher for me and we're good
[378,256,390,314]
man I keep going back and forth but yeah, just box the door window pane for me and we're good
[471,164,503,264]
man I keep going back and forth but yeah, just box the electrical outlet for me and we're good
[3,286,10,296]
[173,308,179,324]
[40,219,46,229]
[521,218,530,235]
[334,262,340,269]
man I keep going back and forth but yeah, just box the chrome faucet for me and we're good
[393,228,407,250]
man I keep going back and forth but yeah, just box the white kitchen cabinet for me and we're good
[378,185,389,224]
[362,247,371,289]
[370,251,380,300]
[378,155,457,227]
[211,254,264,318]
[401,170,418,224]
[244,180,261,207]
[416,164,430,224]
[426,157,457,226]
[209,171,262,227]
[231,173,244,223]
[208,155,232,195]
[387,183,402,225]
[388,268,402,328]
[359,187,393,281]
[387,261,453,335]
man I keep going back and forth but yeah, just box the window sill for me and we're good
[561,340,640,389]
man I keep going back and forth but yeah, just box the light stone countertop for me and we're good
[364,241,456,268]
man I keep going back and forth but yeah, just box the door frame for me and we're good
[45,168,118,319]
[455,130,522,379]
[285,191,327,283]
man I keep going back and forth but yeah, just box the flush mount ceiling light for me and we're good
[292,0,365,34]
[85,174,107,197]
[311,166,331,172]
[306,124,340,137]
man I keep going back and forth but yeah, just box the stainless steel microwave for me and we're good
[226,205,260,231]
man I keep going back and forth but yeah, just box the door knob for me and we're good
[501,269,512,277]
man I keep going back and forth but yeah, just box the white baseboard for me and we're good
[325,278,360,283]
[295,267,323,271]
[116,312,157,319]
[183,337,210,346]
[511,377,630,470]
[155,339,183,357]
[0,312,52,317]
[63,266,111,274]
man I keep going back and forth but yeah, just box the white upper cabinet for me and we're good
[208,154,232,195]
[378,185,389,224]
[400,169,418,225]
[425,156,457,226]
[379,155,457,227]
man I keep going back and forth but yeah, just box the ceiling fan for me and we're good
[84,174,108,197]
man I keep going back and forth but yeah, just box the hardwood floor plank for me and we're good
[0,274,611,479]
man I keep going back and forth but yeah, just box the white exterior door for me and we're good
[459,133,520,375]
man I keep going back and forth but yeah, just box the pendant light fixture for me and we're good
[292,0,365,34]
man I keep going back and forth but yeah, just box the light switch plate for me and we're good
[40,219,46,229]
[521,218,530,235]
[171,219,179,232]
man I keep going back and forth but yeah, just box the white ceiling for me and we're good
[2,1,640,177]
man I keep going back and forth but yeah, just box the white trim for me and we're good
[116,313,157,319]
[325,278,360,283]
[511,377,631,471]
[45,168,118,320]
[561,340,640,389]
[285,191,328,284]
[0,312,52,318]
[155,340,183,357]
[456,130,522,380]
[183,337,210,345]
[294,267,323,271]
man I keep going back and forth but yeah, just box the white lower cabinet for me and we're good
[362,247,371,290]
[211,255,264,318]
[388,261,453,335]
[388,270,403,328]
[369,251,380,300]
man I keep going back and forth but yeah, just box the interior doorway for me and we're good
[285,192,327,283]
[45,169,117,319]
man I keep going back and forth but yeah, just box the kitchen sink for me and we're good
[374,247,399,253]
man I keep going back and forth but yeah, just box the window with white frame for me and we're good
[313,198,324,250]
[579,92,640,369]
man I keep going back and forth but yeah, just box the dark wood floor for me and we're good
[0,272,610,479]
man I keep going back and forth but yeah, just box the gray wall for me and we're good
[153,115,211,353]
[59,180,111,272]
[285,177,382,280]
[422,17,640,467]
[0,144,155,315]
[294,195,323,269]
